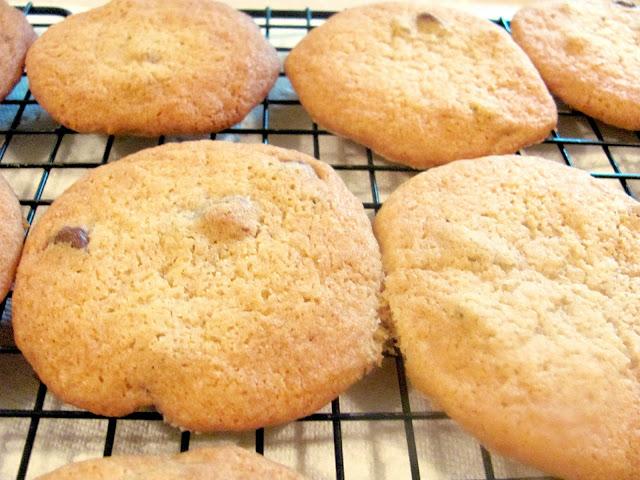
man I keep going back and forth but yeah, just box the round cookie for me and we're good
[0,0,37,101]
[374,155,640,480]
[0,174,24,301]
[13,140,384,432]
[512,0,640,131]
[25,0,279,136]
[285,3,557,169]
[36,446,305,479]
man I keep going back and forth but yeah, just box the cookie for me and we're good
[25,0,279,136]
[285,3,557,169]
[36,445,305,479]
[0,174,24,301]
[512,0,640,130]
[374,155,640,480]
[0,0,36,101]
[13,140,384,432]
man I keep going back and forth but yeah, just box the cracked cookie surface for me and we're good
[374,155,640,480]
[13,140,384,432]
[285,2,557,169]
[25,0,279,135]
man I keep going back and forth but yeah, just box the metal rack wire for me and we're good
[1,4,638,480]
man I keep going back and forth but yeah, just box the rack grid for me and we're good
[1,4,638,480]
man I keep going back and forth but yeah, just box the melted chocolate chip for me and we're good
[200,196,259,241]
[53,226,89,249]
[613,0,637,7]
[416,12,446,34]
[417,12,441,23]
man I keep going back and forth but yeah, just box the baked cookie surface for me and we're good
[0,0,36,101]
[25,0,279,135]
[0,174,24,301]
[285,3,557,169]
[374,155,640,480]
[13,140,384,432]
[36,445,305,479]
[512,0,640,130]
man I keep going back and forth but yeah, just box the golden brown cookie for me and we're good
[285,3,557,169]
[0,0,36,101]
[512,0,640,130]
[36,446,305,479]
[374,155,640,480]
[25,0,279,135]
[0,173,23,301]
[13,141,385,432]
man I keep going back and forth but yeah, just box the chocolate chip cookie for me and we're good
[512,0,640,130]
[25,0,279,135]
[375,155,640,480]
[285,3,557,169]
[13,141,385,432]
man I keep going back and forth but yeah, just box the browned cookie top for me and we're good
[375,155,640,480]
[285,3,557,169]
[25,0,279,135]
[13,141,385,432]
[512,0,640,130]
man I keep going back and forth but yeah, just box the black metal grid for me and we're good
[0,5,638,480]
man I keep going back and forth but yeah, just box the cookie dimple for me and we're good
[564,34,587,54]
[13,140,384,432]
[125,43,163,64]
[280,160,318,179]
[52,226,90,249]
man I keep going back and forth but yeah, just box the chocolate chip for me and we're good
[417,12,441,23]
[416,12,446,34]
[613,0,637,7]
[53,226,89,249]
[200,196,260,242]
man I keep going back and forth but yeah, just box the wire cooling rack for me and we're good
[1,4,639,480]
